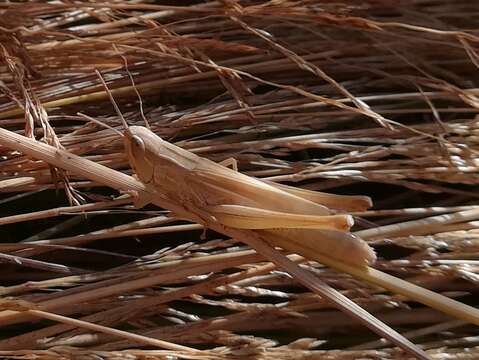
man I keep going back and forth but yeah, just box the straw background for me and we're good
[0,1,478,359]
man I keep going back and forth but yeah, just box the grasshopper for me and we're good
[123,124,376,267]
[92,67,375,267]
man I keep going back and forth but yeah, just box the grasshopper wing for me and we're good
[192,169,331,215]
[208,204,353,231]
[263,181,372,212]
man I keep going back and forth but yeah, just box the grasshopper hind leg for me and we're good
[261,228,377,267]
[208,204,353,231]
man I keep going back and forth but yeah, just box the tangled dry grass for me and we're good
[0,1,478,359]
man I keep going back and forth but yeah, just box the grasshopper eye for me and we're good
[131,135,145,152]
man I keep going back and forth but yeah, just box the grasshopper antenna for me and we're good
[114,46,151,130]
[95,69,130,131]
[77,112,123,137]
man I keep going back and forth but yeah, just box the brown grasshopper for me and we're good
[123,124,376,267]
[90,67,375,267]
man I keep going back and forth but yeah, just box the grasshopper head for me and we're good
[123,126,159,184]
[124,126,198,185]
